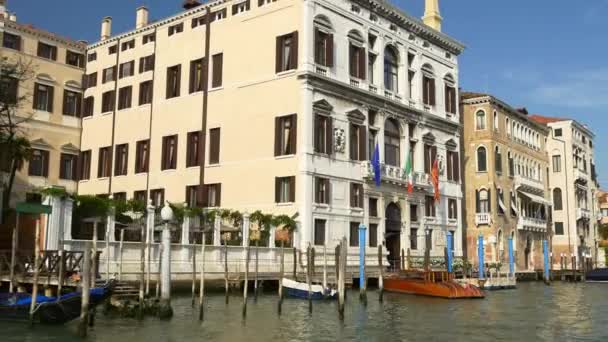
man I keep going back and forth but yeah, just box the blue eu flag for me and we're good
[372,143,381,187]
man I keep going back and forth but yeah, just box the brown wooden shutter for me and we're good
[275,36,283,73]
[359,126,367,161]
[274,117,281,156]
[289,114,297,154]
[432,146,437,164]
[326,179,331,204]
[201,185,209,207]
[326,34,334,68]
[444,85,450,112]
[76,93,82,117]
[106,148,113,178]
[275,177,280,203]
[424,145,430,173]
[314,29,321,65]
[42,151,49,177]
[212,54,223,88]
[176,66,181,97]
[62,90,68,115]
[358,47,366,80]
[48,86,54,112]
[454,153,460,181]
[422,77,429,105]
[326,117,333,155]
[349,45,356,77]
[349,124,357,160]
[210,129,220,164]
[290,31,298,70]
[289,176,295,202]
[430,78,436,106]
[33,85,39,110]
[216,184,222,207]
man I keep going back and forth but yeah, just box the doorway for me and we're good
[385,202,402,270]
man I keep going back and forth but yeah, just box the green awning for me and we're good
[15,202,52,215]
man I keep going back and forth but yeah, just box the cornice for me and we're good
[1,18,86,51]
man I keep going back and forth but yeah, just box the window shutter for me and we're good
[76,93,82,117]
[424,146,430,173]
[33,85,39,109]
[349,45,356,77]
[172,136,178,169]
[326,34,334,68]
[42,151,49,177]
[289,176,295,202]
[62,90,68,115]
[274,117,281,156]
[430,78,436,106]
[326,117,333,155]
[176,66,182,97]
[431,146,437,164]
[359,126,366,161]
[216,184,222,207]
[212,54,223,88]
[76,153,82,181]
[445,85,450,112]
[358,185,363,208]
[106,149,113,177]
[275,36,282,73]
[475,190,480,213]
[349,124,357,160]
[275,177,280,203]
[358,47,366,80]
[290,31,299,70]
[48,86,54,112]
[326,179,331,205]
[488,189,492,212]
[139,58,144,74]
[201,185,209,207]
[422,77,429,105]
[289,114,297,154]
[314,29,321,65]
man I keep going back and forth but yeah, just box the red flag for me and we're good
[431,159,440,202]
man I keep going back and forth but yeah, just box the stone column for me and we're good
[159,221,173,319]
[269,225,277,248]
[43,195,62,251]
[181,214,191,260]
[242,213,250,247]
[63,198,74,249]
[213,215,221,246]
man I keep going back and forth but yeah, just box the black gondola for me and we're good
[0,281,115,324]
[586,268,608,282]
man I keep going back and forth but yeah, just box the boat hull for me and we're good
[384,275,484,299]
[586,268,608,282]
[281,278,337,300]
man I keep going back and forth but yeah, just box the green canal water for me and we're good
[1,282,607,341]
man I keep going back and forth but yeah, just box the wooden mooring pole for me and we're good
[292,247,297,279]
[156,244,162,299]
[106,225,111,282]
[224,240,229,305]
[139,225,145,319]
[29,218,41,324]
[277,240,285,316]
[78,243,91,337]
[322,244,328,292]
[92,221,98,286]
[9,214,20,293]
[338,238,346,320]
[307,244,313,314]
[242,244,250,317]
[191,245,197,307]
[254,240,259,302]
[119,229,125,281]
[57,249,65,299]
[378,244,384,302]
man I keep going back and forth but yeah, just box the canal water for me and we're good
[1,282,607,341]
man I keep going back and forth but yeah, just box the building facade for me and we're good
[0,1,86,205]
[77,0,465,257]
[461,93,551,272]
[530,115,600,268]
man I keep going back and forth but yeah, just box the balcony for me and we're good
[475,213,491,226]
[517,217,547,232]
[314,65,328,76]
[350,78,361,88]
[514,175,544,193]
[361,161,429,188]
[574,168,588,183]
[576,208,591,221]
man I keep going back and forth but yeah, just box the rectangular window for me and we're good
[349,123,367,161]
[150,189,165,207]
[33,83,54,112]
[446,150,459,182]
[315,177,330,205]
[79,150,91,180]
[101,90,115,113]
[369,224,378,247]
[368,53,376,84]
[189,58,207,93]
[369,198,378,217]
[314,114,332,155]
[274,114,297,156]
[186,185,199,208]
[168,23,184,36]
[143,33,156,45]
[232,0,250,15]
[166,65,181,99]
[140,55,155,73]
[119,61,135,78]
[410,228,418,250]
[554,128,562,137]
[186,131,201,167]
[314,29,333,68]
[117,86,132,110]
[87,52,97,62]
[445,85,456,114]
[98,147,112,178]
[349,44,366,79]
[349,222,360,247]
[422,76,436,106]
[102,66,116,83]
[85,73,98,88]
[202,183,221,207]
[410,204,418,222]
[114,144,128,176]
[1,76,18,104]
[425,196,436,217]
[554,222,564,235]
[192,16,205,28]
[350,183,363,208]
[212,53,223,88]
[314,219,326,246]
[139,80,153,105]
[28,149,49,177]
[275,176,295,203]
[211,8,227,22]
[134,190,147,204]
[121,39,135,51]
[368,129,377,160]
[37,42,57,60]
[276,32,298,73]
[66,51,85,68]
[552,155,561,172]
[113,192,127,202]
[209,128,221,165]
[423,144,437,174]
[161,135,178,170]
[135,140,150,173]
[62,90,82,117]
[2,32,21,50]
[448,198,458,219]
[108,45,117,55]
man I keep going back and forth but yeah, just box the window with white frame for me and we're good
[475,110,486,130]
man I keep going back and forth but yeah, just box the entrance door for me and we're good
[385,203,402,270]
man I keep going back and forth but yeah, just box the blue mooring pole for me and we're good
[359,224,367,290]
[543,240,550,284]
[508,237,514,277]
[478,235,485,280]
[447,232,453,273]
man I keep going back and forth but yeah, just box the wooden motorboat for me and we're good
[0,281,115,324]
[282,278,337,300]
[384,270,484,299]
[586,268,608,282]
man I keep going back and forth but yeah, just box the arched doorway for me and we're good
[385,203,402,269]
[524,235,532,270]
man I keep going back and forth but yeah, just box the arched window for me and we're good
[493,111,498,131]
[498,230,504,252]
[508,151,514,176]
[476,188,490,213]
[475,110,486,130]
[553,188,563,210]
[348,30,365,79]
[384,118,400,166]
[422,64,436,106]
[477,146,487,172]
[444,74,456,114]
[506,118,511,136]
[313,16,334,68]
[494,146,502,173]
[384,46,399,92]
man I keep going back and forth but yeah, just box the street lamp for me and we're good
[159,203,174,319]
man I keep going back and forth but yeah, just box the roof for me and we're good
[528,115,568,125]
[1,17,86,50]
[460,92,489,100]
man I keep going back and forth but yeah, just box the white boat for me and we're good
[282,278,337,300]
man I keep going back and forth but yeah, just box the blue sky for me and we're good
[6,0,608,185]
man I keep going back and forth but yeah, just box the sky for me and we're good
[5,0,608,185]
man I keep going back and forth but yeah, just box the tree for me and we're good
[0,57,36,211]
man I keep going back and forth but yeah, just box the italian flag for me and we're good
[404,150,414,193]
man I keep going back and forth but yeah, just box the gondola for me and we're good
[0,281,115,324]
[586,268,608,282]
[282,278,337,300]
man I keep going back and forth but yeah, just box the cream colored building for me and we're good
[78,0,465,257]
[461,93,551,272]
[530,115,600,268]
[0,1,85,205]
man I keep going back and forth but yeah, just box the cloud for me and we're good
[530,68,608,109]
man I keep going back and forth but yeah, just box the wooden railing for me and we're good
[0,250,99,278]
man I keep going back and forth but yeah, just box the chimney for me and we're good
[101,16,112,41]
[8,12,16,22]
[182,0,201,10]
[422,0,443,32]
[136,6,149,29]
